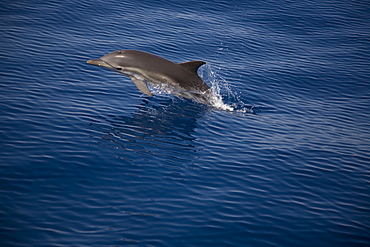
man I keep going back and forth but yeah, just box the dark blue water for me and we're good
[1,0,369,246]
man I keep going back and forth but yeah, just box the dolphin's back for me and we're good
[114,50,209,92]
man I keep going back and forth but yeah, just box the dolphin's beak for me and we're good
[87,59,105,66]
[87,58,118,71]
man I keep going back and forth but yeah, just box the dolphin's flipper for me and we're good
[131,78,153,96]
[178,61,206,74]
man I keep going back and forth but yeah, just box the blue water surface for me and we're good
[1,0,370,246]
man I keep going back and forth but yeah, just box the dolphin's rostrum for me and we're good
[87,50,212,104]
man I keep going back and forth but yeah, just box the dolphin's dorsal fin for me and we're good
[178,61,206,74]
[130,77,153,96]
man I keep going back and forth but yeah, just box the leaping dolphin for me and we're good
[87,50,212,104]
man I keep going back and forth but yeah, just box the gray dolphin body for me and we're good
[87,50,211,104]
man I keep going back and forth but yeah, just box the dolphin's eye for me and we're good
[117,51,122,54]
[116,67,122,71]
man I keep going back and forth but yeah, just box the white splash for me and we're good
[197,64,233,111]
[208,84,235,111]
[199,64,253,113]
[148,64,254,114]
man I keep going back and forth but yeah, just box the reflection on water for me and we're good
[88,97,207,165]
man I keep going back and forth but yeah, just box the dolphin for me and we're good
[87,50,212,104]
